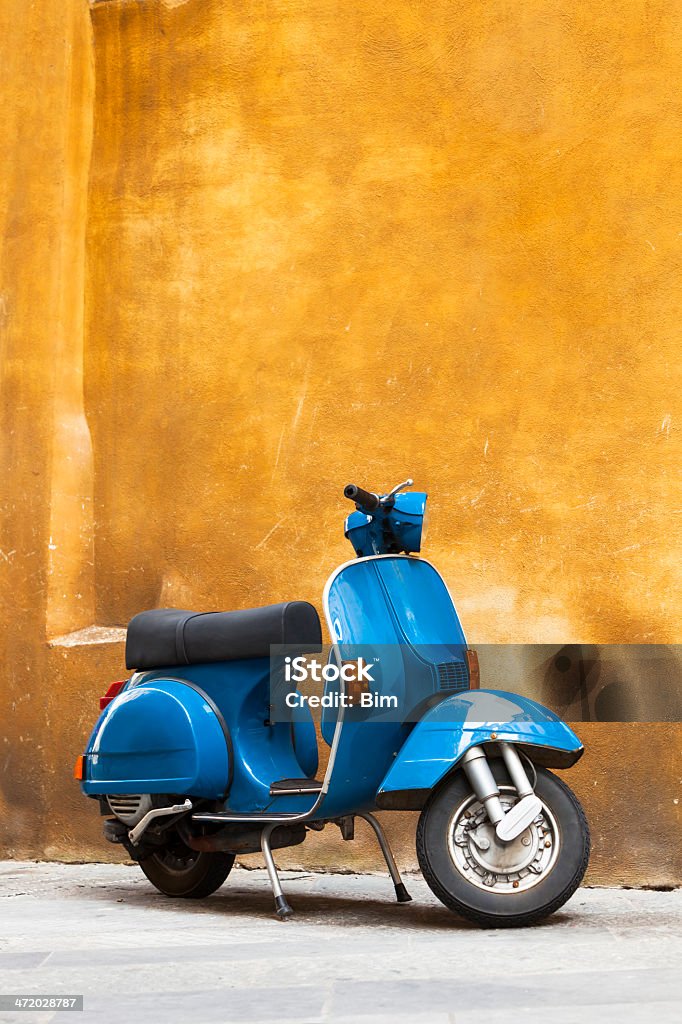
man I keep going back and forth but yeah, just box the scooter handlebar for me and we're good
[344,483,381,512]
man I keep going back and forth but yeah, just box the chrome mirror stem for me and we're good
[382,478,413,501]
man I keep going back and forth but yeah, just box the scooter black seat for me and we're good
[125,602,322,670]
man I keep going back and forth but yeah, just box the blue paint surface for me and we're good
[378,688,583,796]
[80,523,584,817]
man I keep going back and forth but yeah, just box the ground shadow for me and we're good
[75,870,576,933]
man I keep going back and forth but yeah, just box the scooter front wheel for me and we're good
[140,833,235,899]
[416,761,590,928]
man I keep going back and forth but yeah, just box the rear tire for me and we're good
[140,833,234,898]
[416,760,590,928]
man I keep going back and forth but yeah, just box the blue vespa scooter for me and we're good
[76,481,590,926]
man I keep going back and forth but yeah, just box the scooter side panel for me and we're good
[81,679,230,797]
[163,660,316,812]
[377,689,584,797]
[114,660,318,813]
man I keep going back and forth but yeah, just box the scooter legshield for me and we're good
[81,679,231,798]
[377,689,584,803]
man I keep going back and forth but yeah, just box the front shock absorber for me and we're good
[460,746,505,825]
[461,743,542,843]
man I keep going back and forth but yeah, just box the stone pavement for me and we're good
[0,862,679,1024]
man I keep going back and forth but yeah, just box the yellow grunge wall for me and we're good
[1,0,680,884]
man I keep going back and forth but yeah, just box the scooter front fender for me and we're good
[376,689,583,807]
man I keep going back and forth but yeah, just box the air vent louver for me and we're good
[107,794,151,826]
[437,660,469,692]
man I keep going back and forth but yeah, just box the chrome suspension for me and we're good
[461,744,542,843]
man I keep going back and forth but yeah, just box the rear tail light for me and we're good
[73,755,85,780]
[466,649,480,689]
[100,680,126,710]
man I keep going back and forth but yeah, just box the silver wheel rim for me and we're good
[447,786,560,894]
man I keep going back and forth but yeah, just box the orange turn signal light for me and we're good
[466,649,480,689]
[73,755,85,781]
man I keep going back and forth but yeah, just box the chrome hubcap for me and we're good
[448,786,559,893]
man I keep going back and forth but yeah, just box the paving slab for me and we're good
[0,863,679,1023]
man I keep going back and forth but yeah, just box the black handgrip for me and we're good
[344,483,381,512]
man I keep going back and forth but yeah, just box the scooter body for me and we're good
[78,481,590,926]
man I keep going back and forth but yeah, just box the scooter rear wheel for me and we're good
[416,760,590,928]
[140,833,235,899]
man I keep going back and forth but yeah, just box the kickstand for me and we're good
[358,812,413,904]
[261,823,294,920]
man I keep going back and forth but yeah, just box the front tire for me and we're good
[416,760,590,928]
[139,833,235,899]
